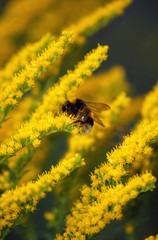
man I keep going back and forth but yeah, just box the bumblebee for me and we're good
[62,98,111,135]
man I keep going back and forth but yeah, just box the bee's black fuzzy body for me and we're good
[62,98,110,135]
[62,99,94,135]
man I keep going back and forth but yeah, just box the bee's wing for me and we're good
[86,102,110,127]
[85,102,111,113]
[91,112,105,127]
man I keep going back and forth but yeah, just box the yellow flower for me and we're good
[0,31,73,123]
[0,44,109,163]
[32,139,41,148]
[0,154,84,234]
[94,118,158,185]
[144,234,158,240]
[59,172,155,239]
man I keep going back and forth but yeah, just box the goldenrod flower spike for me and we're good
[0,44,109,163]
[56,172,156,239]
[0,154,84,239]
[144,234,158,240]
[91,118,158,188]
[0,114,75,164]
[0,31,73,125]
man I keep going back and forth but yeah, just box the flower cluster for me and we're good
[0,154,84,238]
[0,44,109,164]
[144,235,158,240]
[0,31,73,125]
[56,172,156,239]
[92,118,158,187]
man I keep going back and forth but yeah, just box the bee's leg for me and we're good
[73,119,81,124]
[67,119,81,126]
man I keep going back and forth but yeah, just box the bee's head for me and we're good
[62,100,72,115]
